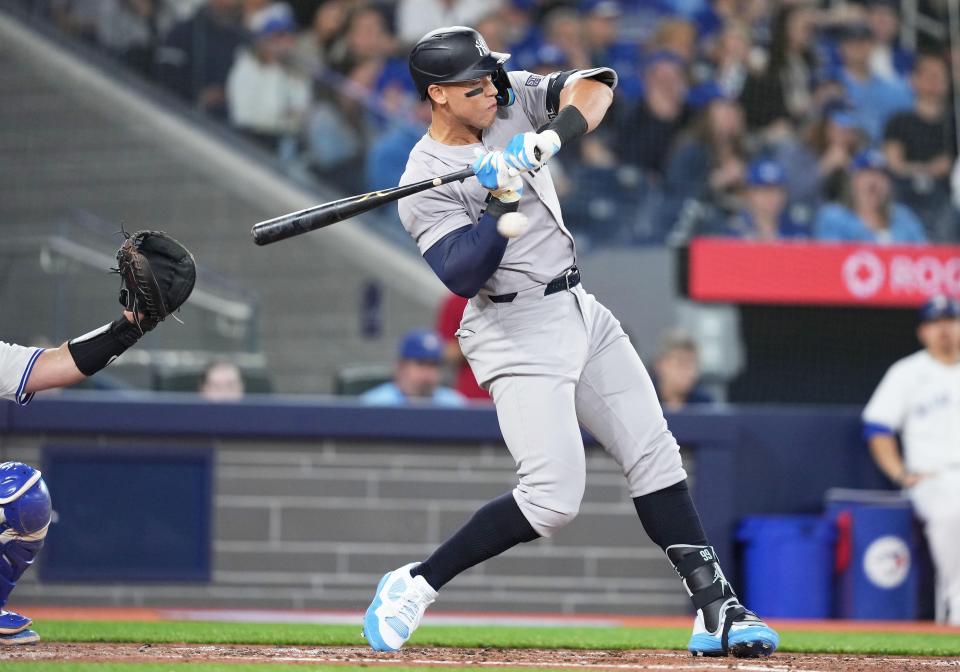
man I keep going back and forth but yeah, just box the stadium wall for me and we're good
[0,394,889,614]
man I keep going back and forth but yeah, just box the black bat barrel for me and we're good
[252,167,474,246]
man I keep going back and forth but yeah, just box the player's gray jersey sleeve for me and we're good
[508,67,618,130]
[398,167,475,254]
[0,341,44,405]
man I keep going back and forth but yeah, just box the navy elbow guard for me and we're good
[67,317,144,376]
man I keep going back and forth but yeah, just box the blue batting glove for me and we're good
[472,149,515,191]
[503,131,562,173]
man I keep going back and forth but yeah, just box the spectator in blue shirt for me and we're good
[722,159,810,240]
[815,149,927,244]
[362,330,466,406]
[365,101,431,192]
[836,22,913,143]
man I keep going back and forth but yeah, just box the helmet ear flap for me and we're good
[493,68,514,107]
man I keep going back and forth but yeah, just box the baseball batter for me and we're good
[0,231,195,646]
[362,27,778,658]
[863,294,960,625]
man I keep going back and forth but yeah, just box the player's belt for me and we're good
[488,266,580,304]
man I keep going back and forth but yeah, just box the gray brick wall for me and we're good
[1,435,690,616]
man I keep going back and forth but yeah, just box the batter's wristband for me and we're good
[486,197,520,219]
[542,105,588,145]
[67,317,143,376]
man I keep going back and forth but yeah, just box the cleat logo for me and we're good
[712,565,731,595]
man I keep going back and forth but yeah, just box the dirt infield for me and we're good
[20,606,960,634]
[3,643,960,671]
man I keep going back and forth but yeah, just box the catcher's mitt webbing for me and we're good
[116,230,196,331]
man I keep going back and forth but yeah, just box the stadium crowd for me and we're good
[26,0,960,246]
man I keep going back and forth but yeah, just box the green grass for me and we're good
[30,620,960,657]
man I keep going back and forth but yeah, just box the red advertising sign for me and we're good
[689,238,960,307]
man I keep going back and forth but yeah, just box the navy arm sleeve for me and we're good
[423,210,509,298]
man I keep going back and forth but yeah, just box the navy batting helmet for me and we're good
[408,26,514,106]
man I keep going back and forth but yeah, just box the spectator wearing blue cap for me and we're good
[814,149,926,243]
[226,3,311,150]
[615,50,690,182]
[862,293,960,626]
[722,159,809,240]
[362,330,466,406]
[835,21,913,143]
[884,54,957,242]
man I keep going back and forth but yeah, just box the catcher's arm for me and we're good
[24,311,140,392]
[20,231,196,394]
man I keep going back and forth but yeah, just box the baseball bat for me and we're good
[252,166,475,246]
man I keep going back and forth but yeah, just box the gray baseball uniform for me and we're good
[398,69,686,537]
[0,342,44,406]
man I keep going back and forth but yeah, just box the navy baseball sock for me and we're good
[632,480,708,550]
[635,481,750,635]
[411,492,539,590]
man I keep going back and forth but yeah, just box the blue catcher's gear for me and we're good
[0,463,52,535]
[0,462,51,644]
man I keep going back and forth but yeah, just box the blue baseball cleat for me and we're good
[0,610,31,636]
[687,599,779,658]
[362,562,437,652]
[0,628,39,646]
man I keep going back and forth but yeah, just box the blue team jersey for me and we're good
[361,382,466,407]
[814,203,927,244]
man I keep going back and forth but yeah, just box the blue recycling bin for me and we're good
[737,515,835,618]
[826,494,918,620]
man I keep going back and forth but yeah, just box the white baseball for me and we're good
[497,212,529,239]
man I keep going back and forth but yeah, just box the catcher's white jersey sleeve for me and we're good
[863,350,960,473]
[0,341,44,406]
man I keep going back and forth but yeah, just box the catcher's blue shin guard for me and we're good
[667,544,779,658]
[0,462,52,643]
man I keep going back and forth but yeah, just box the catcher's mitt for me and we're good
[116,230,196,331]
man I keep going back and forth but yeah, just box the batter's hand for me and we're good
[503,131,561,172]
[489,173,523,203]
[472,149,518,191]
